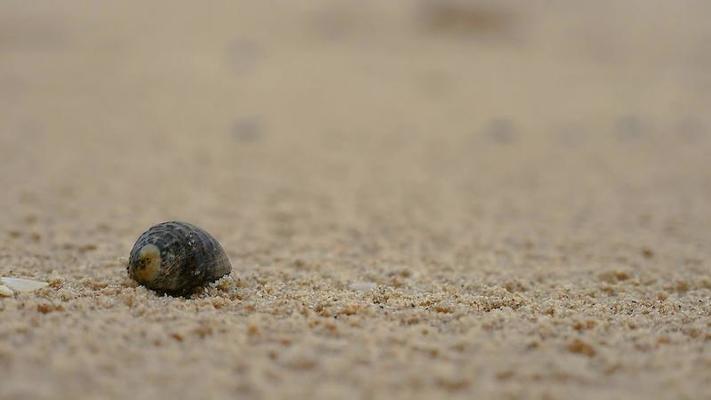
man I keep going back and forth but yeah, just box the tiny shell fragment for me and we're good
[0,277,49,293]
[0,285,13,297]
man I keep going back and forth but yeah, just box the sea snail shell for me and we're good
[127,221,231,295]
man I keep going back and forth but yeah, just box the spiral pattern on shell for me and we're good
[127,221,231,295]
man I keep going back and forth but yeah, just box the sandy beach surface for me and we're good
[1,1,710,399]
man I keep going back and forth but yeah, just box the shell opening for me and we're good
[131,244,161,283]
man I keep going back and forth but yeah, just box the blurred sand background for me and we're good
[1,1,710,399]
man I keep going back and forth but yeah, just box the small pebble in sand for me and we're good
[127,221,232,296]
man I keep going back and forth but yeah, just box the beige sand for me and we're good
[1,1,710,399]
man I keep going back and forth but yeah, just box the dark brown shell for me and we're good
[127,221,231,296]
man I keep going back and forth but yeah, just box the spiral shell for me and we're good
[127,221,231,295]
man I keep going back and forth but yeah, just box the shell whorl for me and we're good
[128,221,231,295]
